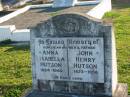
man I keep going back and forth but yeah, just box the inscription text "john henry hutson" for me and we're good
[35,38,104,83]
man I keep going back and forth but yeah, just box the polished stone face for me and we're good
[35,37,104,83]
[53,0,77,7]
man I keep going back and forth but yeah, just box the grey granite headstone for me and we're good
[29,13,128,97]
[53,0,77,7]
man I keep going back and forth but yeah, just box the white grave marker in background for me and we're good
[53,0,77,7]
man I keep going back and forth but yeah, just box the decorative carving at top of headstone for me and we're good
[32,13,102,37]
[57,17,80,34]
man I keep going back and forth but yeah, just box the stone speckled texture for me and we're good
[25,91,128,97]
[30,13,119,97]
[24,84,128,97]
[25,91,110,97]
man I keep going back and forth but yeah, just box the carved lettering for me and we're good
[35,38,104,83]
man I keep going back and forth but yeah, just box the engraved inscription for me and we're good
[35,38,104,83]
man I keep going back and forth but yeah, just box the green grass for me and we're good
[0,44,31,97]
[104,3,130,94]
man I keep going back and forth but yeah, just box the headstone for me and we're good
[29,13,128,97]
[53,0,77,7]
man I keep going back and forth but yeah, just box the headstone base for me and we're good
[25,91,110,97]
[24,84,128,97]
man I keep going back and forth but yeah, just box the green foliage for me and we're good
[3,84,30,97]
[103,4,130,94]
[4,87,22,97]
[103,11,120,19]
[0,44,31,96]
[0,39,12,45]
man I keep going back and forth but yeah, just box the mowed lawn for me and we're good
[0,44,31,97]
[0,3,130,97]
[104,3,130,94]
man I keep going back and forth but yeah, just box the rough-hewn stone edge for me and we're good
[30,28,38,90]
[114,83,128,97]
[21,83,128,97]
[24,90,111,97]
[23,83,128,97]
[53,12,102,22]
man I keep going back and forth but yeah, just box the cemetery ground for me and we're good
[0,44,31,97]
[0,2,130,97]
